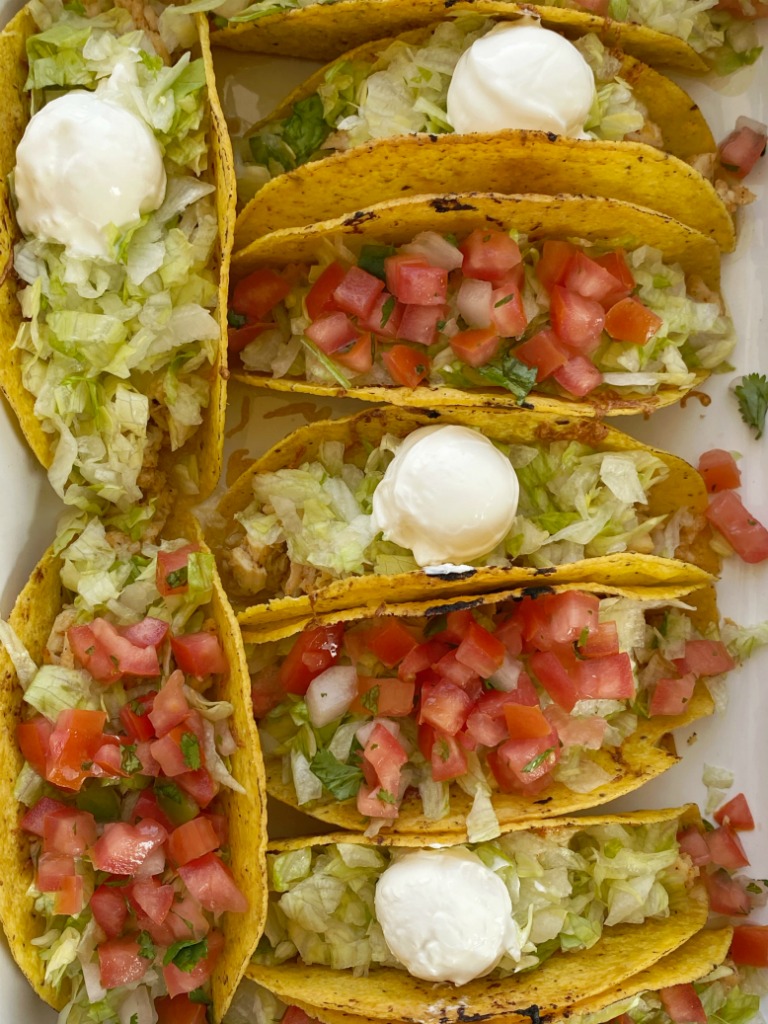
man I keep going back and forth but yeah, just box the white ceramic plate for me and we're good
[0,8,766,1020]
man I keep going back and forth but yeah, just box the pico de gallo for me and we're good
[229,228,734,404]
[697,449,768,565]
[249,589,735,837]
[6,522,249,1024]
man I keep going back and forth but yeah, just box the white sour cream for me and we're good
[14,90,167,260]
[374,848,522,985]
[446,20,596,138]
[371,424,519,567]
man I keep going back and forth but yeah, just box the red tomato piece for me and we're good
[594,250,635,307]
[491,282,527,337]
[677,825,711,866]
[604,297,663,345]
[332,265,385,318]
[305,312,359,355]
[356,783,399,818]
[68,623,121,684]
[281,1008,322,1024]
[698,448,741,493]
[450,327,501,368]
[550,286,606,352]
[579,621,620,659]
[168,817,221,867]
[718,116,767,180]
[43,807,97,856]
[544,705,607,750]
[677,639,736,677]
[130,876,175,925]
[493,616,524,657]
[46,709,108,791]
[503,703,551,740]
[523,592,600,650]
[536,240,578,292]
[91,885,129,939]
[419,679,473,736]
[465,706,509,747]
[455,620,506,678]
[576,652,635,700]
[352,676,416,717]
[705,824,750,869]
[176,769,220,810]
[119,617,170,649]
[148,671,188,737]
[363,723,408,794]
[705,491,768,563]
[459,229,522,283]
[514,329,569,381]
[334,332,375,374]
[358,292,405,339]
[251,666,288,719]
[365,619,419,667]
[492,731,559,786]
[151,722,204,779]
[36,852,76,892]
[157,545,200,597]
[232,269,291,319]
[177,854,249,914]
[573,0,610,14]
[227,323,270,355]
[529,650,580,712]
[98,936,149,990]
[171,633,228,677]
[398,639,451,682]
[279,624,345,696]
[704,868,750,915]
[563,252,624,307]
[731,925,768,968]
[649,673,696,716]
[91,820,168,876]
[156,994,209,1024]
[131,790,174,831]
[714,792,754,830]
[54,874,85,917]
[20,796,68,837]
[382,345,430,388]
[166,895,210,942]
[553,356,603,397]
[438,610,475,643]
[17,716,53,777]
[120,695,157,744]
[92,618,161,677]
[387,260,448,306]
[430,731,468,782]
[305,262,346,320]
[395,304,444,347]
[433,650,483,698]
[659,984,707,1024]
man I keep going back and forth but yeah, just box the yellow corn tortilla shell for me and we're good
[231,191,722,418]
[268,927,733,1024]
[247,808,710,1023]
[0,533,267,1021]
[243,580,718,832]
[212,0,710,74]
[0,8,235,502]
[206,404,717,634]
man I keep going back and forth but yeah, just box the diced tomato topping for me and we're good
[439,610,475,644]
[465,706,509,748]
[168,817,222,867]
[91,819,168,876]
[363,723,408,794]
[491,731,559,788]
[529,649,580,712]
[36,852,76,892]
[332,265,385,318]
[279,624,344,696]
[364,619,419,667]
[493,616,524,657]
[576,652,635,700]
[156,994,209,1024]
[450,326,501,368]
[503,703,551,740]
[129,876,175,925]
[171,633,228,677]
[177,853,248,914]
[536,240,578,292]
[119,617,170,649]
[563,252,625,308]
[356,783,400,818]
[676,639,736,677]
[305,262,346,320]
[429,731,468,782]
[54,874,85,917]
[714,792,754,830]
[649,673,696,716]
[358,292,405,339]
[514,329,569,381]
[398,639,451,682]
[553,356,603,397]
[704,868,750,915]
[544,704,607,749]
[176,769,220,810]
[148,670,188,737]
[91,885,129,939]
[20,796,68,837]
[550,286,606,352]
[459,229,522,283]
[455,620,505,678]
[705,491,768,563]
[604,297,662,346]
[396,304,444,346]
[157,545,200,597]
[718,116,767,180]
[119,697,157,745]
[70,619,160,681]
[579,621,619,659]
[280,1008,322,1024]
[594,250,635,306]
[659,984,707,1024]
[351,677,415,717]
[98,935,150,990]
[232,268,291,319]
[382,345,430,387]
[385,256,448,306]
[697,449,741,493]
[677,825,711,866]
[251,666,289,719]
[305,311,359,355]
[228,322,270,355]
[334,332,375,374]
[17,716,53,777]
[491,282,527,337]
[419,679,473,736]
[731,925,768,967]
[42,807,97,856]
[705,824,750,869]
[433,650,482,698]
[46,709,108,791]
[522,592,600,650]
[151,720,205,779]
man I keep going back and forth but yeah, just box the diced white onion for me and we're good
[487,652,523,691]
[457,278,493,328]
[402,231,464,271]
[305,665,358,728]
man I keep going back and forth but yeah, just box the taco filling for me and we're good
[5,523,249,1023]
[249,592,734,834]
[229,229,733,402]
[9,0,222,524]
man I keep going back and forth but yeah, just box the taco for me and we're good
[232,10,736,250]
[0,518,267,1022]
[209,0,762,77]
[228,192,732,417]
[0,0,236,534]
[245,807,715,1021]
[206,404,717,632]
[244,581,733,835]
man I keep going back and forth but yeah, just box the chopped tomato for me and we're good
[704,868,750,915]
[659,984,707,1024]
[434,650,482,698]
[455,620,505,678]
[731,925,768,968]
[491,282,527,337]
[440,609,475,643]
[91,819,168,876]
[119,699,156,745]
[91,885,129,939]
[705,824,750,869]
[514,329,569,381]
[459,229,522,283]
[98,936,149,990]
[396,304,444,346]
[351,676,415,717]
[718,116,767,179]
[385,256,448,306]
[42,807,97,856]
[156,994,209,1024]
[714,792,754,830]
[550,286,605,352]
[648,673,696,716]
[553,356,603,397]
[151,721,205,779]
[305,311,359,354]
[382,345,430,388]
[705,491,768,563]
[157,545,200,597]
[604,297,662,345]
[171,632,228,677]
[54,874,85,916]
[148,670,188,737]
[419,679,473,736]
[280,1008,322,1024]
[168,817,221,867]
[698,448,741,493]
[334,332,375,374]
[363,723,408,794]
[177,853,249,914]
[503,703,551,740]
[491,732,559,787]
[232,269,291,319]
[398,639,451,682]
[356,783,399,818]
[251,666,290,718]
[305,262,346,320]
[677,825,711,866]
[676,639,736,677]
[536,240,579,292]
[429,731,468,782]
[120,617,170,649]
[279,624,344,696]
[364,619,418,667]
[46,709,108,791]
[493,616,524,657]
[576,652,635,700]
[563,252,624,307]
[70,619,160,681]
[228,322,270,354]
[20,796,68,837]
[164,929,224,998]
[594,250,635,306]
[358,293,405,339]
[176,768,220,811]
[130,877,175,925]
[465,705,509,747]
[522,591,600,650]
[529,649,580,712]
[579,621,619,659]
[36,852,76,892]
[450,327,501,367]
[332,265,385,318]
[166,895,210,942]
[17,716,52,777]
[545,705,607,749]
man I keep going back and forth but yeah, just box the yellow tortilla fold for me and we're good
[230,191,723,418]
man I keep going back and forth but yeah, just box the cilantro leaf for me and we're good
[227,309,248,329]
[180,732,202,771]
[379,294,396,328]
[522,747,556,774]
[138,931,155,961]
[164,938,208,972]
[165,566,188,590]
[361,685,380,714]
[477,354,537,402]
[734,373,768,439]
[359,244,396,282]
[121,744,142,775]
[309,749,364,800]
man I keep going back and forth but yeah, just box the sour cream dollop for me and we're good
[374,848,521,985]
[372,424,519,567]
[14,90,167,260]
[446,20,596,138]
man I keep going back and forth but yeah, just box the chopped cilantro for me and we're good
[180,732,202,771]
[494,293,515,308]
[377,789,397,804]
[380,294,396,327]
[522,748,555,774]
[227,309,248,329]
[358,244,396,281]
[477,354,537,402]
[164,938,208,972]
[361,685,380,714]
[166,566,189,590]
[121,744,142,775]
[309,749,364,800]
[188,989,213,1005]
[734,373,768,439]
[138,931,155,961]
